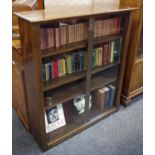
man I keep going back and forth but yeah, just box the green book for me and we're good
[45,63,50,81]
[110,41,114,63]
[114,38,122,62]
[97,47,103,66]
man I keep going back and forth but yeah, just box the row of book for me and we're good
[40,17,121,49]
[42,51,87,81]
[93,84,116,111]
[40,22,88,49]
[94,17,121,38]
[42,39,121,81]
[92,39,121,67]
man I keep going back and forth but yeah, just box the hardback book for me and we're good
[114,38,122,62]
[47,28,53,48]
[93,88,106,111]
[103,87,111,109]
[45,63,50,81]
[58,59,63,77]
[110,41,114,63]
[108,85,116,108]
[49,63,53,80]
[55,27,60,48]
[53,60,59,78]
[40,28,48,49]
[97,47,103,66]
[42,64,46,81]
[45,104,66,133]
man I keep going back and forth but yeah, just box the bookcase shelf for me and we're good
[45,71,117,110]
[41,35,122,58]
[43,71,86,91]
[47,107,118,147]
[14,4,135,151]
[43,62,119,92]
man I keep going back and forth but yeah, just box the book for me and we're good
[93,88,106,111]
[40,28,48,49]
[103,87,110,109]
[42,64,46,81]
[45,104,66,133]
[110,41,114,63]
[49,63,53,80]
[114,39,122,62]
[55,28,60,48]
[47,28,53,48]
[45,63,50,81]
[108,85,116,108]
[53,60,58,78]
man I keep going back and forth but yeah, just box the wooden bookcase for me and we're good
[120,0,143,106]
[14,5,136,151]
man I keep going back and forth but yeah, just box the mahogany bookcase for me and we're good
[14,4,136,151]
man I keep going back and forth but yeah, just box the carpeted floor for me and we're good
[12,95,143,155]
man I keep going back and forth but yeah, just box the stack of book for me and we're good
[93,84,116,111]
[42,39,121,81]
[94,17,121,38]
[40,17,121,49]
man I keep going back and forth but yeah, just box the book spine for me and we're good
[104,87,111,109]
[54,61,58,78]
[108,85,116,108]
[45,63,50,81]
[42,64,46,81]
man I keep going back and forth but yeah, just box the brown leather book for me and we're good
[93,88,106,111]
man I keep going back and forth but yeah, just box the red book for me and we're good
[108,43,111,63]
[103,44,108,65]
[117,17,121,35]
[55,28,60,48]
[53,60,58,78]
[47,28,52,48]
[40,28,48,49]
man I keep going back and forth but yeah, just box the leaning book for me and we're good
[45,104,66,133]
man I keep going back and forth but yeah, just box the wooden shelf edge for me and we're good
[43,62,119,92]
[46,107,118,149]
[45,76,117,110]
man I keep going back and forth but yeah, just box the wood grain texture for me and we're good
[14,4,137,23]
[12,59,30,130]
[120,0,143,105]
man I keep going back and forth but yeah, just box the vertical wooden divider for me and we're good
[84,17,95,121]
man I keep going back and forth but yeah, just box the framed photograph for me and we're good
[45,104,66,133]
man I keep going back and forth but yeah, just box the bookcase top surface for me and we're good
[14,3,137,23]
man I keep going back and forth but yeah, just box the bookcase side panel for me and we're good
[20,19,48,150]
[114,12,133,108]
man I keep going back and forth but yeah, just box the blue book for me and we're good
[72,54,76,73]
[103,87,111,109]
[42,64,46,81]
[108,85,116,108]
[49,63,52,80]
[79,51,83,71]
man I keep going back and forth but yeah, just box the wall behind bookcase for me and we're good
[44,0,120,9]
